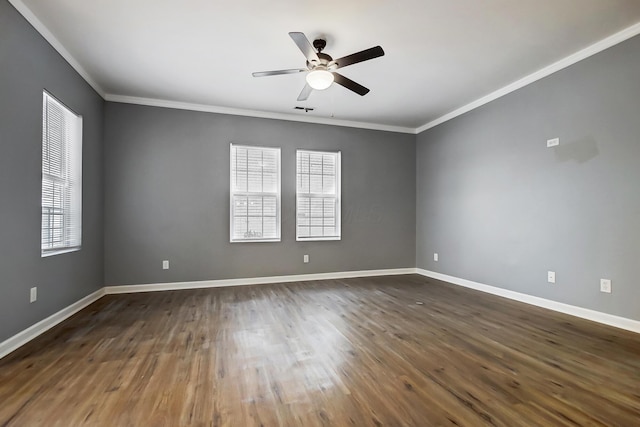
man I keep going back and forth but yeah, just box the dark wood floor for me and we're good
[1,275,639,426]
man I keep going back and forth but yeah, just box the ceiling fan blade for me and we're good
[297,83,313,101]
[252,68,307,77]
[333,46,384,69]
[289,32,320,63]
[333,73,370,96]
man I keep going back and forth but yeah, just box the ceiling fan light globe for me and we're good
[306,69,334,90]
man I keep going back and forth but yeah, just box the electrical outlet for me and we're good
[547,271,556,283]
[600,279,612,293]
[547,138,560,148]
[434,253,439,262]
[303,254,309,263]
[162,260,169,270]
[30,287,37,303]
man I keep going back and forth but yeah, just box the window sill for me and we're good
[230,239,281,243]
[296,236,341,242]
[41,247,81,257]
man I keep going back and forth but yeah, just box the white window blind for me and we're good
[230,144,281,242]
[296,150,341,241]
[41,92,82,256]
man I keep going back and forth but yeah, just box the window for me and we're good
[296,150,341,241]
[230,144,281,242]
[41,92,82,256]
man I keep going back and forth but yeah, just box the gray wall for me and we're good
[104,104,415,285]
[0,1,104,342]
[416,35,640,321]
[4,0,638,345]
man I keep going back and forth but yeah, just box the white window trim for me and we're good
[296,149,341,242]
[41,91,83,257]
[229,143,281,243]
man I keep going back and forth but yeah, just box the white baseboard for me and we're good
[4,267,637,360]
[416,268,640,334]
[104,268,417,294]
[0,269,412,360]
[0,288,106,359]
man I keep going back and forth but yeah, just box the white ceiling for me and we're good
[12,0,640,133]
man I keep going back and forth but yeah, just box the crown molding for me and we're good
[103,20,640,135]
[103,94,416,134]
[8,0,106,98]
[10,0,639,135]
[415,21,640,134]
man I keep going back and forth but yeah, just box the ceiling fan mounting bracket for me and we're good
[313,39,327,52]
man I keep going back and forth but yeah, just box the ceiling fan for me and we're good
[252,32,385,101]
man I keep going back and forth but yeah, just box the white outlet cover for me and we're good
[600,279,612,293]
[434,253,439,262]
[547,138,560,148]
[547,271,556,283]
[30,287,37,303]
[162,260,169,270]
[303,254,309,263]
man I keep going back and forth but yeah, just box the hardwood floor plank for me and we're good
[1,275,639,426]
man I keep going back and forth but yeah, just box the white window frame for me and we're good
[229,143,281,243]
[296,149,341,241]
[41,91,83,256]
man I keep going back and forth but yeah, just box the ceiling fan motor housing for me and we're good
[308,52,334,70]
